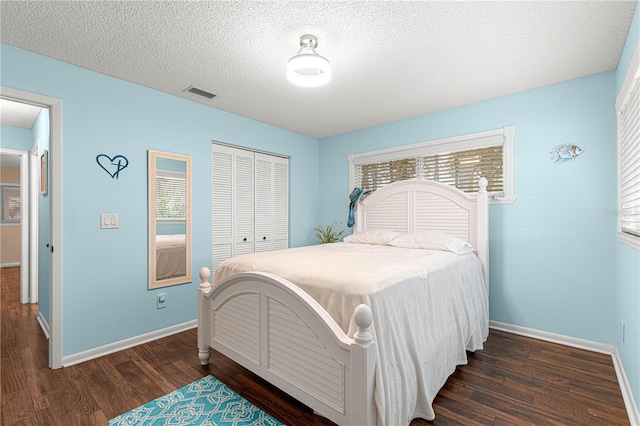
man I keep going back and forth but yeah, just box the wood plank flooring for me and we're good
[1,266,630,425]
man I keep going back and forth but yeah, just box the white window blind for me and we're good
[350,126,515,202]
[618,67,640,240]
[360,158,418,192]
[0,184,20,224]
[423,146,503,193]
[155,172,186,220]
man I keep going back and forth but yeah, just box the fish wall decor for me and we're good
[550,144,583,163]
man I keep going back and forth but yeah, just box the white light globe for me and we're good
[287,54,331,88]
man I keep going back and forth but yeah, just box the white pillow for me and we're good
[343,230,402,245]
[389,231,475,254]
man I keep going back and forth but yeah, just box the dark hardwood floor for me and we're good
[1,266,630,425]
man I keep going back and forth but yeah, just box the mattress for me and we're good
[214,242,489,424]
[155,234,186,280]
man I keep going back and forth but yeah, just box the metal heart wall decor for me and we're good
[96,154,129,179]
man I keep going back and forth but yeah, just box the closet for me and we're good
[211,143,289,275]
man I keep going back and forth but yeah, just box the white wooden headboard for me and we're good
[354,178,489,286]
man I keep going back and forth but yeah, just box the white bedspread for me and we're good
[214,242,489,425]
[155,234,186,280]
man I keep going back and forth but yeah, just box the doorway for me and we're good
[1,87,62,368]
[0,149,30,303]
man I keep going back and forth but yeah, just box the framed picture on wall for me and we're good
[40,150,48,195]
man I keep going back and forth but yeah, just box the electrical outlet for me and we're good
[157,294,167,309]
[621,320,626,343]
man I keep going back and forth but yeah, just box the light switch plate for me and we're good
[100,213,119,229]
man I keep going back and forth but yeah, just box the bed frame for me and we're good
[197,178,489,425]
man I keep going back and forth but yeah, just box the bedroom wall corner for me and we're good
[1,126,32,150]
[615,0,640,414]
[319,71,619,349]
[0,43,321,359]
[32,108,50,324]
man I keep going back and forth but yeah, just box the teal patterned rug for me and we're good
[109,375,284,425]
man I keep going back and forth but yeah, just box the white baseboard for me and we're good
[612,347,640,426]
[61,320,197,367]
[1,262,20,268]
[490,320,639,425]
[37,311,50,339]
[489,320,614,354]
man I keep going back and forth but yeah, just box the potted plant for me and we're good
[314,222,344,244]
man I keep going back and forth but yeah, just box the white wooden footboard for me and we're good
[197,267,376,426]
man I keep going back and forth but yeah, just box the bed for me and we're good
[197,178,489,425]
[155,234,186,280]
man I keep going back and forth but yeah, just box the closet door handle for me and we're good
[243,237,247,242]
[263,236,266,240]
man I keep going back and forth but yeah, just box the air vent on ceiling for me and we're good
[184,86,216,99]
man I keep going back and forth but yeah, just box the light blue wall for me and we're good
[33,108,50,323]
[320,72,618,346]
[1,44,320,357]
[2,11,638,409]
[1,126,32,150]
[0,116,52,323]
[156,223,186,236]
[615,0,640,411]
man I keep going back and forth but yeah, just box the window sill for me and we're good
[157,219,186,226]
[490,196,516,205]
[619,232,640,251]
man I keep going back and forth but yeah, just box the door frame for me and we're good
[0,148,29,302]
[1,86,63,369]
[30,141,40,303]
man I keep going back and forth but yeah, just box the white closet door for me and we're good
[234,149,254,256]
[213,145,288,271]
[272,156,289,250]
[254,153,272,252]
[211,145,234,275]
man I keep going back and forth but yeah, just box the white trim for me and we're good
[157,218,187,225]
[62,320,197,367]
[212,140,291,160]
[616,39,640,251]
[490,321,640,425]
[37,310,50,339]
[349,129,504,165]
[1,86,63,369]
[612,347,640,426]
[619,231,640,250]
[489,320,614,354]
[29,141,39,303]
[0,148,29,303]
[616,38,640,113]
[348,126,515,205]
[157,169,186,179]
[0,262,21,268]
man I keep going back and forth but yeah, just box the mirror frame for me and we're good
[148,150,192,289]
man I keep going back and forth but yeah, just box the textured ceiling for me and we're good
[0,1,636,139]
[0,98,42,129]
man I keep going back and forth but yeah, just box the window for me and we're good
[349,126,515,203]
[0,184,20,224]
[155,170,186,222]
[360,158,417,191]
[617,43,640,249]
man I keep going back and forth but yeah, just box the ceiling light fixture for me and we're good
[287,34,331,88]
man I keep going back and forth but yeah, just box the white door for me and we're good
[233,149,254,256]
[211,145,234,275]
